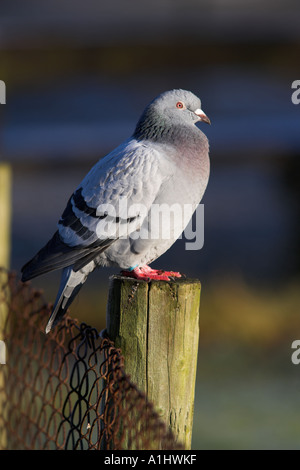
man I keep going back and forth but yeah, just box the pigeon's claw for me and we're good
[121,265,182,282]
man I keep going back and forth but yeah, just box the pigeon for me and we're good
[21,89,211,333]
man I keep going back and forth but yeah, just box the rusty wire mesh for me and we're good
[0,270,182,450]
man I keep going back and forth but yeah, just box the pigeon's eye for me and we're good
[176,101,184,109]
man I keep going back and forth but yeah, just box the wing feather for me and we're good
[22,138,170,279]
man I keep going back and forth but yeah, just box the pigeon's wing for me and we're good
[58,139,168,247]
[21,139,170,281]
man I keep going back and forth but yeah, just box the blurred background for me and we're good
[1,0,300,449]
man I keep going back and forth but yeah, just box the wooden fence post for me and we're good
[0,163,11,450]
[106,275,201,449]
[0,163,11,270]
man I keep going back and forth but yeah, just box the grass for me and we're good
[190,277,300,449]
[200,277,300,350]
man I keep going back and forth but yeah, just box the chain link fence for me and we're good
[0,270,182,450]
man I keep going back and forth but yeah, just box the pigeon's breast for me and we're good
[99,134,210,269]
[163,128,210,205]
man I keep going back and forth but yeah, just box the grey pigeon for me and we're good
[21,89,211,333]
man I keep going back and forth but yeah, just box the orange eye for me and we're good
[176,101,184,109]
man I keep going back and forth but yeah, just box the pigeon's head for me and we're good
[153,89,211,126]
[133,89,210,141]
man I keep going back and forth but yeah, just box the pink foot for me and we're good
[121,265,182,281]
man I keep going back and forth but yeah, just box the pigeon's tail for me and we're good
[21,231,114,283]
[45,264,93,334]
[21,231,91,282]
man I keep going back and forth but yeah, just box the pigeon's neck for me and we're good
[133,111,171,142]
[133,117,209,181]
[133,110,204,149]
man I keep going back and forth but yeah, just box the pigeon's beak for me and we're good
[194,108,211,125]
